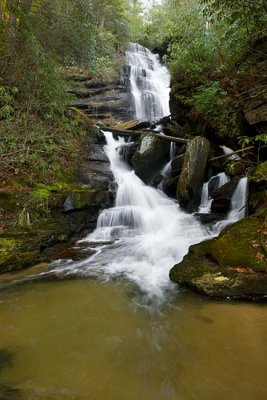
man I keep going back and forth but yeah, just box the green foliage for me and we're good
[238,134,267,148]
[200,0,267,39]
[0,111,86,178]
[189,81,239,137]
[0,0,135,179]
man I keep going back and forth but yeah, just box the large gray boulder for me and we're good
[177,136,210,211]
[132,134,166,183]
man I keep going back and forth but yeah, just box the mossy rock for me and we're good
[32,182,106,211]
[170,208,267,299]
[225,161,245,177]
[249,161,267,183]
[0,192,105,274]
[0,218,69,273]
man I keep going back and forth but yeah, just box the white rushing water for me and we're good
[213,177,248,233]
[125,43,170,121]
[48,133,210,302]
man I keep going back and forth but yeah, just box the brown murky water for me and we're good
[0,279,266,400]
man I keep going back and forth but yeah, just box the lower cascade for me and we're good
[46,133,250,303]
[49,133,211,302]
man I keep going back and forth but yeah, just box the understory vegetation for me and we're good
[141,0,267,141]
[0,0,135,181]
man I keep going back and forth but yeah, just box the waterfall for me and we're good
[42,44,249,303]
[213,177,248,233]
[226,177,248,221]
[198,172,229,213]
[47,132,210,301]
[125,43,170,122]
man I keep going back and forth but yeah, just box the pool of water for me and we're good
[0,278,266,400]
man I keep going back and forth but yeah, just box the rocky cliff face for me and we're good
[69,67,134,123]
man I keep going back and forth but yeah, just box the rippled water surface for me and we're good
[0,279,266,400]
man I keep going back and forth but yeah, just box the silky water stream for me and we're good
[0,132,266,400]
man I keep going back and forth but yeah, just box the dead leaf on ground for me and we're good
[251,240,260,248]
[255,252,265,261]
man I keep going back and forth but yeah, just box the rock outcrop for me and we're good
[177,136,210,211]
[69,65,134,123]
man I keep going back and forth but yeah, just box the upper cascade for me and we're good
[125,43,170,122]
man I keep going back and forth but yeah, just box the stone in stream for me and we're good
[177,136,210,211]
[170,207,267,299]
[132,134,167,183]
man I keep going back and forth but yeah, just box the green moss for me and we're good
[249,190,267,212]
[225,161,245,176]
[249,161,267,183]
[209,213,267,272]
[0,231,40,273]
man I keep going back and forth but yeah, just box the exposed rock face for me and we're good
[132,134,167,183]
[177,136,210,211]
[77,143,113,193]
[70,74,133,122]
[170,208,267,299]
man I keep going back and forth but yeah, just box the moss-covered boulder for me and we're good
[170,208,267,299]
[132,134,166,183]
[177,136,210,211]
[225,161,245,177]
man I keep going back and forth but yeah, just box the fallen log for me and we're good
[67,110,188,144]
[99,125,188,144]
[209,146,254,162]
